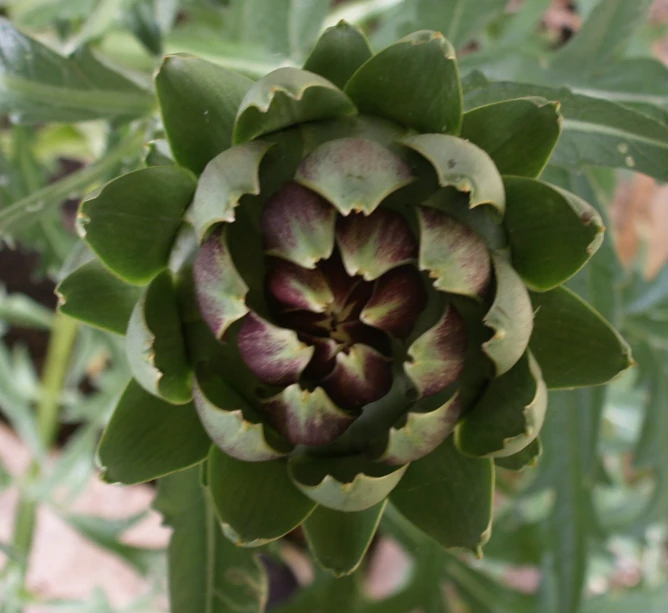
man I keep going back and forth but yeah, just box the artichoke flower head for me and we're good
[59,22,632,574]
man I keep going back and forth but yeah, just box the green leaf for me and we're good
[98,380,211,484]
[271,573,363,613]
[0,19,153,123]
[73,0,135,46]
[0,344,45,461]
[583,589,668,613]
[16,0,98,28]
[483,514,544,565]
[223,0,291,57]
[495,438,542,471]
[156,54,254,174]
[379,392,461,465]
[0,128,145,238]
[289,455,407,512]
[56,260,141,335]
[295,137,413,216]
[442,552,533,613]
[538,392,600,613]
[303,21,373,89]
[187,141,272,241]
[529,286,632,389]
[389,436,494,553]
[460,98,561,178]
[155,467,268,613]
[125,0,165,55]
[483,254,533,376]
[288,0,330,60]
[164,24,283,78]
[503,177,603,291]
[550,0,653,77]
[61,512,158,575]
[303,501,386,577]
[144,138,174,166]
[193,366,289,462]
[402,133,505,214]
[464,78,668,182]
[208,447,315,546]
[631,349,668,526]
[456,352,547,458]
[570,58,668,122]
[233,67,356,144]
[346,30,462,135]
[369,0,507,52]
[417,0,508,50]
[0,286,53,329]
[126,271,192,404]
[79,165,196,285]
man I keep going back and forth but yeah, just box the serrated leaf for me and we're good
[79,165,196,285]
[156,54,254,174]
[187,141,271,241]
[155,467,268,613]
[57,259,141,335]
[233,67,356,144]
[464,78,668,182]
[529,286,632,389]
[289,455,407,513]
[0,19,153,123]
[402,133,505,214]
[193,365,289,462]
[98,380,210,484]
[483,254,533,376]
[389,436,494,553]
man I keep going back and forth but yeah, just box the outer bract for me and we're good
[59,22,632,576]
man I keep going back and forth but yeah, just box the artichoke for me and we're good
[58,23,632,574]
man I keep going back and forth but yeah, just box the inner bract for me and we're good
[237,180,429,413]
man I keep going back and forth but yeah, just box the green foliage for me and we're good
[1,2,668,613]
[155,466,268,613]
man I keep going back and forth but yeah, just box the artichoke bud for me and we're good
[59,22,632,566]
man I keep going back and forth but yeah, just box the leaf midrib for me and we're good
[562,118,668,150]
[0,73,154,116]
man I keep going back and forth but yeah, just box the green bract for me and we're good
[58,22,632,575]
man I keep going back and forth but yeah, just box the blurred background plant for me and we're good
[0,0,668,612]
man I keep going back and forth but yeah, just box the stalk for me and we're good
[8,311,78,613]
